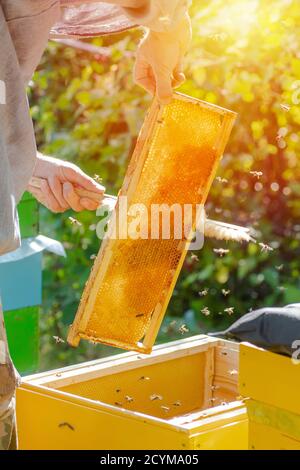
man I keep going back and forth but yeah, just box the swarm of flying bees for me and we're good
[250,171,263,180]
[213,248,230,257]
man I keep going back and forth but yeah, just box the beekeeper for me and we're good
[0,0,192,450]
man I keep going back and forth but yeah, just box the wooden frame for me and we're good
[68,93,237,353]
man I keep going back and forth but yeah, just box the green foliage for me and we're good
[29,0,300,371]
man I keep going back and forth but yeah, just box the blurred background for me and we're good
[28,0,300,371]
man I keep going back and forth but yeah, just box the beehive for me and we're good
[239,343,300,450]
[68,94,236,353]
[17,335,248,450]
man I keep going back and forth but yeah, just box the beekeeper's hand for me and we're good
[134,14,192,104]
[27,153,105,213]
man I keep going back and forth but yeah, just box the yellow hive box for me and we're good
[17,336,247,450]
[239,343,300,450]
[68,94,236,353]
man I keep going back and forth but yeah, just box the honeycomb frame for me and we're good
[68,93,236,353]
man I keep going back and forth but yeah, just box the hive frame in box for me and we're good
[17,335,247,450]
[68,93,237,353]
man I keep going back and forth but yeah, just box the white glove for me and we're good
[27,154,105,213]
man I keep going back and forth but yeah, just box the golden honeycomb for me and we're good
[68,94,236,353]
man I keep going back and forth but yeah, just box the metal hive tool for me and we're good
[68,93,237,353]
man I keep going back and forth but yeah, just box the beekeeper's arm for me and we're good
[29,1,192,211]
[107,0,193,103]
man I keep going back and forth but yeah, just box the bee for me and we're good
[173,401,182,407]
[190,253,199,262]
[250,171,263,179]
[53,336,65,344]
[161,406,170,413]
[150,394,163,401]
[136,313,145,318]
[278,286,287,292]
[68,216,82,226]
[280,103,290,112]
[216,176,228,184]
[198,289,209,297]
[259,242,274,253]
[224,307,235,316]
[58,422,74,431]
[114,402,123,407]
[201,307,210,317]
[222,289,231,297]
[125,396,134,403]
[213,248,230,257]
[94,174,103,183]
[139,376,150,381]
[179,324,189,335]
[229,369,238,376]
[276,133,283,142]
[116,389,121,393]
[276,264,284,271]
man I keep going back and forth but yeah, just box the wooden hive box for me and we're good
[17,335,247,450]
[239,343,300,450]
